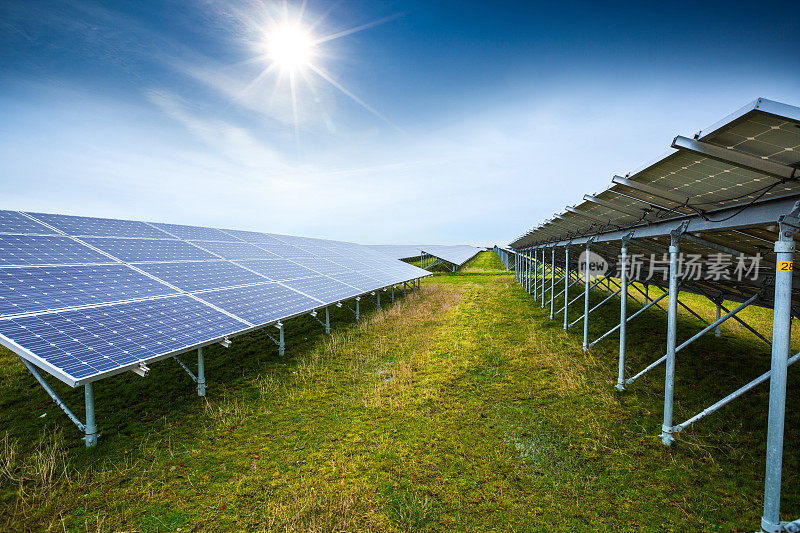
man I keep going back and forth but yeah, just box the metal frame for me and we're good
[502,99,800,531]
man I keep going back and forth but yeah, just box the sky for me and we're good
[1,1,799,246]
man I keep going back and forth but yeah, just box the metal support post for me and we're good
[355,297,360,320]
[325,307,331,334]
[391,285,395,302]
[541,249,546,307]
[715,299,722,337]
[84,382,98,447]
[550,248,556,318]
[617,235,630,391]
[563,246,569,330]
[197,347,206,397]
[277,323,285,357]
[661,226,685,446]
[761,202,800,533]
[582,242,591,351]
[19,356,88,437]
[377,290,381,309]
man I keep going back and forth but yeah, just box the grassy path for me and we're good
[0,252,797,531]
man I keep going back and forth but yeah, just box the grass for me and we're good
[0,251,797,531]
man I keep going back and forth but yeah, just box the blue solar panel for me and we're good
[297,257,350,275]
[254,243,318,258]
[326,256,371,270]
[150,223,238,241]
[135,261,267,291]
[0,211,57,235]
[281,276,362,302]
[28,213,169,238]
[233,259,319,281]
[331,271,384,292]
[198,283,320,325]
[223,229,285,244]
[0,235,112,266]
[82,238,217,262]
[0,265,177,316]
[358,269,408,286]
[0,296,248,384]
[191,241,278,260]
[0,210,432,387]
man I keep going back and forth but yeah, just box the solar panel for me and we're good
[0,211,56,235]
[253,243,318,259]
[0,295,248,383]
[281,276,362,302]
[197,283,320,325]
[149,223,239,242]
[0,235,112,266]
[233,259,319,281]
[368,244,424,259]
[0,210,430,388]
[82,238,217,262]
[330,271,383,292]
[295,257,350,275]
[134,261,267,292]
[0,265,177,316]
[188,241,279,260]
[29,212,169,238]
[421,245,481,267]
[222,229,285,244]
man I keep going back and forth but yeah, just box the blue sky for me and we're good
[1,0,798,245]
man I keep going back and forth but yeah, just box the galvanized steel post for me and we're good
[549,247,555,319]
[543,248,548,307]
[197,346,206,397]
[84,382,98,447]
[563,246,569,330]
[582,242,591,351]
[715,300,722,337]
[761,204,800,533]
[660,227,684,445]
[616,236,631,391]
[325,307,331,334]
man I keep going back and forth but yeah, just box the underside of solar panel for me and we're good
[0,212,430,387]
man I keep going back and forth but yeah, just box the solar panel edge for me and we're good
[0,331,80,387]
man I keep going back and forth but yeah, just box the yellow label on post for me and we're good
[777,261,794,271]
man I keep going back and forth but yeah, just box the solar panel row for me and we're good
[0,211,429,387]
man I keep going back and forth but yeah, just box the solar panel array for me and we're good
[507,97,800,307]
[0,211,429,387]
[422,245,482,268]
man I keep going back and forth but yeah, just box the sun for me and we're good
[265,23,316,72]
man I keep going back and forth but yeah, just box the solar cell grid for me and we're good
[189,240,278,260]
[233,259,319,281]
[0,235,112,266]
[0,295,247,384]
[281,276,362,302]
[0,265,177,316]
[135,261,267,292]
[255,243,318,259]
[0,209,430,388]
[295,257,349,275]
[222,229,284,245]
[82,237,218,262]
[28,213,169,238]
[331,271,383,292]
[198,283,320,325]
[150,223,239,241]
[0,211,57,235]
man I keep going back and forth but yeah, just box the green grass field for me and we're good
[0,251,797,532]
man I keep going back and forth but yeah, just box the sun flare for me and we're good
[265,23,316,72]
